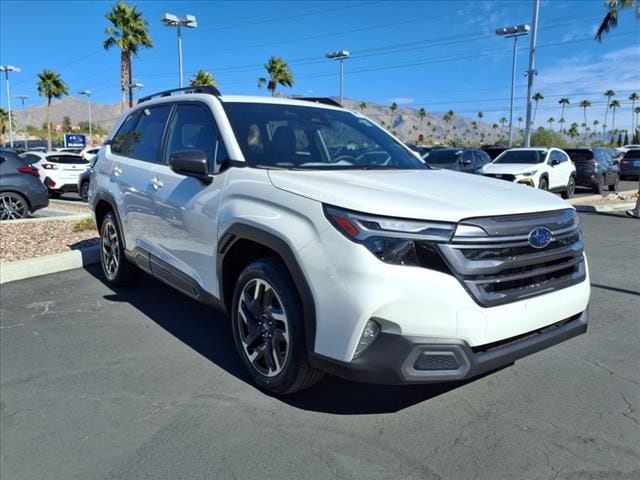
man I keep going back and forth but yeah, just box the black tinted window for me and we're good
[624,150,640,159]
[425,149,462,164]
[46,155,89,164]
[111,112,140,155]
[165,104,223,169]
[21,153,42,164]
[565,150,594,162]
[129,106,172,163]
[494,150,546,164]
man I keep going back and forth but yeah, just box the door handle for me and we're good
[150,177,164,190]
[112,165,123,177]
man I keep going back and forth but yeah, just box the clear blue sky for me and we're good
[1,0,638,129]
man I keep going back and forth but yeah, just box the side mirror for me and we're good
[550,159,561,166]
[169,150,212,184]
[461,159,472,166]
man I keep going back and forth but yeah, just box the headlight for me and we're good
[324,205,455,266]
[519,170,538,176]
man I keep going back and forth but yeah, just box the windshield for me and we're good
[222,102,426,170]
[493,150,546,164]
[424,149,462,164]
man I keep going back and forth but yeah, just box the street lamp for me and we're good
[325,50,350,106]
[78,90,93,147]
[0,65,21,148]
[496,24,530,147]
[14,94,28,149]
[162,13,197,88]
[131,82,144,100]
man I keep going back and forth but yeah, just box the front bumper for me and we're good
[311,310,588,384]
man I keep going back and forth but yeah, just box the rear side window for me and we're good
[624,150,640,159]
[21,153,42,164]
[111,112,140,156]
[165,104,226,169]
[565,150,593,162]
[129,106,172,163]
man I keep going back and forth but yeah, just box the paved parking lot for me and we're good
[1,212,638,480]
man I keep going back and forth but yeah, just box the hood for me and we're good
[482,163,542,175]
[267,169,570,222]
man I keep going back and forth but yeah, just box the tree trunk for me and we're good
[47,98,52,151]
[128,53,133,108]
[120,51,128,113]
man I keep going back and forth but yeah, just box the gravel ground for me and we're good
[46,200,92,214]
[571,190,638,205]
[0,219,98,262]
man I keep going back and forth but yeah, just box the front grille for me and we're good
[485,173,516,182]
[438,209,586,307]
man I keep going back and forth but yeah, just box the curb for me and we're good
[568,189,635,206]
[574,202,636,214]
[0,245,100,285]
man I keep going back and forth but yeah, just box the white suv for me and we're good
[21,151,90,198]
[90,87,590,394]
[482,147,576,197]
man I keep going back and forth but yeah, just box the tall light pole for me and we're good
[78,90,93,147]
[131,82,144,101]
[325,50,350,106]
[496,24,530,147]
[0,65,21,148]
[162,13,197,88]
[524,0,540,147]
[14,94,28,149]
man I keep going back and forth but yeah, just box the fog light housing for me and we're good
[354,320,380,358]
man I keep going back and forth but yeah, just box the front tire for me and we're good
[99,211,138,286]
[538,177,548,191]
[562,175,576,199]
[231,258,323,395]
[592,175,604,194]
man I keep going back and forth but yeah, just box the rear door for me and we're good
[103,105,172,253]
[150,102,228,294]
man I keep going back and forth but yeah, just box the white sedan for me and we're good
[21,151,90,198]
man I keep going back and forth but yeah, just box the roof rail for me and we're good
[292,97,343,108]
[138,86,221,104]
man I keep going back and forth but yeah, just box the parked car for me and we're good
[482,147,576,197]
[21,151,90,198]
[423,148,491,173]
[80,147,100,163]
[619,149,640,180]
[0,148,49,220]
[564,147,620,193]
[481,145,509,160]
[78,155,99,201]
[89,87,589,395]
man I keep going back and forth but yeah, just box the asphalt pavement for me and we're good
[1,212,639,480]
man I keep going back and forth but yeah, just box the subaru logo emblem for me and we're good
[528,226,553,249]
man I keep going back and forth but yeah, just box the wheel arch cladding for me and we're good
[92,192,126,249]
[217,224,317,353]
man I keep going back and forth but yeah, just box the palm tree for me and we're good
[418,107,426,137]
[547,117,555,130]
[532,92,544,127]
[37,69,69,150]
[517,116,523,131]
[0,108,7,144]
[579,100,591,141]
[558,98,570,133]
[610,99,620,134]
[258,56,294,97]
[359,102,367,113]
[568,122,580,140]
[104,1,153,111]
[477,111,483,123]
[389,102,398,128]
[499,117,507,132]
[189,69,216,87]
[443,110,454,143]
[629,92,639,131]
[593,119,600,138]
[603,89,616,135]
[635,106,640,130]
[595,0,639,42]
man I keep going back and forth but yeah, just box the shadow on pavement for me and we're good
[84,263,471,414]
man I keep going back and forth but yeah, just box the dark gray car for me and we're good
[77,155,98,202]
[0,148,49,220]
[422,148,491,174]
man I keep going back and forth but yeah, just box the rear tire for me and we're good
[99,211,138,286]
[80,181,89,202]
[592,175,604,194]
[0,192,28,220]
[608,174,619,192]
[49,191,61,199]
[231,258,323,395]
[561,175,575,199]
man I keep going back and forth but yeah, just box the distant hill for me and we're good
[13,95,510,145]
[14,97,121,130]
